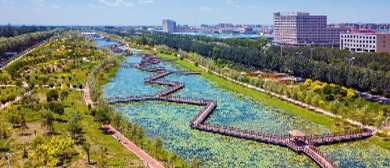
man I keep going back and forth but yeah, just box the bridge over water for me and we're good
[107,54,374,168]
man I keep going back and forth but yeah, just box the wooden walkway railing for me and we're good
[106,54,375,168]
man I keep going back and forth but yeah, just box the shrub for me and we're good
[46,90,59,102]
[45,102,64,115]
[49,83,55,88]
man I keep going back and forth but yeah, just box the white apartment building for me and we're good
[340,32,390,54]
[273,12,348,47]
[162,19,176,33]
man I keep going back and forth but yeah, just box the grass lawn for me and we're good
[156,53,203,72]
[81,115,141,167]
[156,53,178,60]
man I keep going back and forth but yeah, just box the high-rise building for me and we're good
[162,19,176,33]
[340,30,390,54]
[273,12,348,47]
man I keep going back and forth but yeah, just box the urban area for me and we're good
[1,0,390,168]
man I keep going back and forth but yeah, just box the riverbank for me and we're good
[147,51,390,152]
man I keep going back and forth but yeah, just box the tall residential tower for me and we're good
[162,19,176,33]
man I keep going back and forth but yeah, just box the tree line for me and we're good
[0,25,56,38]
[282,46,390,72]
[102,29,390,95]
[0,29,62,56]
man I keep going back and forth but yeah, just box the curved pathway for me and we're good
[107,54,376,168]
[103,124,164,168]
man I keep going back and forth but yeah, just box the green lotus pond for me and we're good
[102,49,390,167]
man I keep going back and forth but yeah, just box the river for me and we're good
[97,38,390,168]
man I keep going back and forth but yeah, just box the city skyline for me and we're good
[1,0,390,26]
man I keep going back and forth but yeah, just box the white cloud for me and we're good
[226,0,233,4]
[248,5,258,9]
[28,0,45,4]
[88,3,104,8]
[139,0,154,4]
[50,5,61,9]
[99,0,133,7]
[201,6,213,11]
[235,5,244,9]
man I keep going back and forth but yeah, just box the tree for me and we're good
[329,100,342,114]
[32,136,75,167]
[40,109,54,134]
[310,95,321,107]
[0,72,10,86]
[112,112,123,129]
[7,112,21,127]
[59,89,69,102]
[67,108,82,139]
[137,126,144,146]
[97,146,107,168]
[95,107,110,124]
[346,88,356,99]
[82,142,91,165]
[45,102,64,115]
[40,76,49,85]
[358,105,372,128]
[0,120,9,141]
[131,124,139,145]
[154,136,163,159]
[189,157,203,168]
[375,111,385,130]
[46,90,59,102]
[170,151,178,168]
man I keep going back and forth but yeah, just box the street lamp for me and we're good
[295,52,303,57]
[347,57,355,67]
[280,45,283,56]
[347,51,356,67]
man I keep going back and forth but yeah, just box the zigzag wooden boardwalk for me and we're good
[108,54,375,168]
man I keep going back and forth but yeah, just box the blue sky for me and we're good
[0,0,389,26]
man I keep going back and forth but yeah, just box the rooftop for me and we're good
[287,130,306,137]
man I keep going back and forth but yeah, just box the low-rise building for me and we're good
[340,31,390,54]
[243,26,254,34]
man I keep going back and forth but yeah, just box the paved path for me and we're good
[84,83,94,109]
[103,124,164,168]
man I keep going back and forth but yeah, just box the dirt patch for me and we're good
[11,123,47,144]
[37,92,46,103]
[71,159,96,168]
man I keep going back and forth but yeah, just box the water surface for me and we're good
[101,40,390,168]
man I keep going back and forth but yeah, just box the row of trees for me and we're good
[109,30,390,94]
[0,29,62,56]
[282,46,390,72]
[0,25,55,38]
